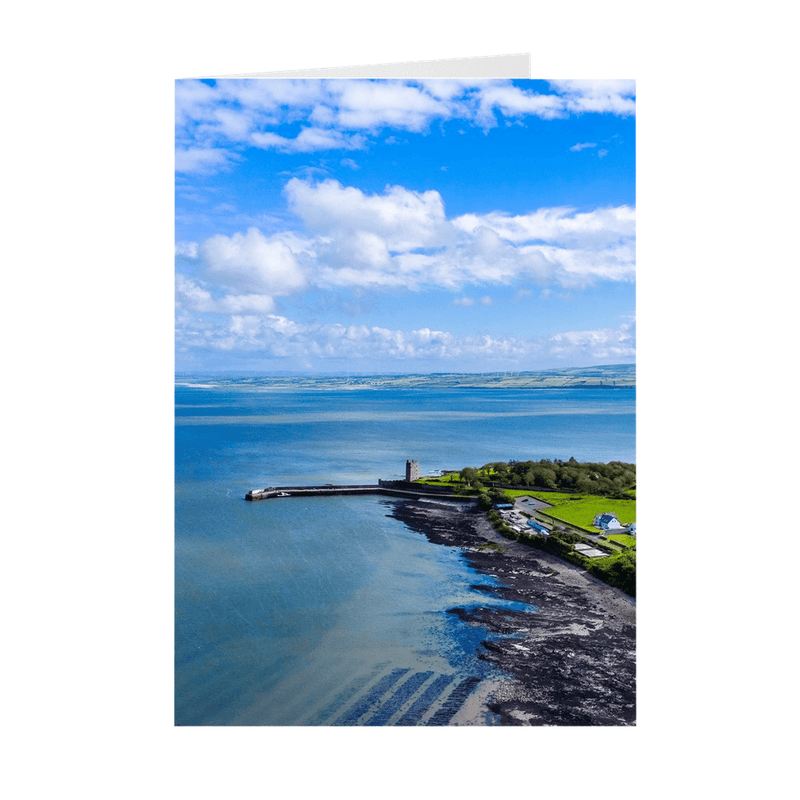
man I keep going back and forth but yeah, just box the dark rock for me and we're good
[388,499,636,726]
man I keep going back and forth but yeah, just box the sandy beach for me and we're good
[389,499,636,726]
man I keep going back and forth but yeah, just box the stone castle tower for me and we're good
[405,460,419,481]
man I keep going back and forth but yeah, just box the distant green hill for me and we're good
[350,364,635,389]
[176,364,635,390]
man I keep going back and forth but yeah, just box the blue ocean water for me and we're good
[175,377,635,725]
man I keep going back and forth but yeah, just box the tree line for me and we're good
[461,458,635,499]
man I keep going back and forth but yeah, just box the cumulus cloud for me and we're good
[251,128,367,153]
[175,241,199,259]
[549,80,636,116]
[175,307,635,367]
[476,84,568,127]
[449,205,636,286]
[200,227,307,295]
[453,205,635,247]
[199,315,527,361]
[175,78,636,173]
[218,294,277,313]
[176,176,636,367]
[548,320,636,360]
[331,80,453,131]
[175,274,277,314]
[175,147,238,175]
[570,142,597,152]
[284,178,451,252]
[185,180,634,296]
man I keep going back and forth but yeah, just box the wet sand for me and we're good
[389,499,636,726]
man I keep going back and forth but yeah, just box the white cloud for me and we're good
[176,274,215,311]
[175,274,276,314]
[453,205,636,248]
[175,241,199,259]
[216,79,327,112]
[178,175,635,369]
[332,80,452,132]
[191,314,523,361]
[176,308,635,367]
[218,294,276,313]
[187,181,634,296]
[211,107,253,142]
[175,79,218,128]
[548,320,636,361]
[415,78,490,101]
[200,228,307,295]
[476,84,568,127]
[251,128,367,153]
[570,142,597,152]
[534,242,635,285]
[284,178,451,252]
[548,80,636,115]
[175,147,238,175]
[175,78,636,174]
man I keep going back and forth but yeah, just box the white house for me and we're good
[593,512,624,531]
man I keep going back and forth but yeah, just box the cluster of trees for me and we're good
[477,488,513,510]
[469,460,636,598]
[586,551,636,597]
[458,467,484,489]
[486,508,515,538]
[478,458,635,498]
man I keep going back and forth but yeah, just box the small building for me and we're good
[405,460,420,481]
[593,512,624,531]
[527,519,550,536]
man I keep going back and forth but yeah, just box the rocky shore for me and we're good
[388,499,636,726]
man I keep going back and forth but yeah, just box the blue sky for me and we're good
[175,78,635,373]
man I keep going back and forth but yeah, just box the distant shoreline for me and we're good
[175,363,635,390]
[175,374,635,391]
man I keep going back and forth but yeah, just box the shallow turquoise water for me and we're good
[175,378,635,725]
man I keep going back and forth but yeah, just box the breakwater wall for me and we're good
[245,483,473,503]
[378,480,461,495]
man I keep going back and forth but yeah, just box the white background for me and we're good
[4,2,794,798]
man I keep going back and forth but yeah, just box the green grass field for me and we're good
[415,474,462,485]
[539,496,636,530]
[606,533,637,548]
[414,473,636,595]
[414,477,636,533]
[490,489,636,532]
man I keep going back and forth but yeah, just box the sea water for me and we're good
[175,377,635,725]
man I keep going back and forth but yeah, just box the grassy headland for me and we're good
[415,458,637,597]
